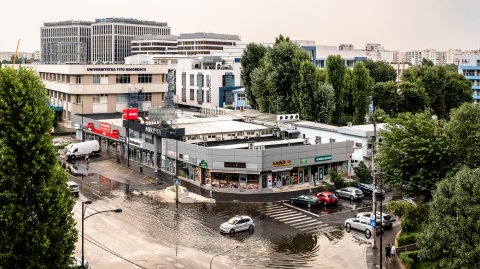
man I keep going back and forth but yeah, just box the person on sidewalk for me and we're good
[390,244,396,263]
[385,243,392,264]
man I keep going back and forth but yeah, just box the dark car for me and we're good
[351,182,385,196]
[315,191,339,206]
[289,195,321,208]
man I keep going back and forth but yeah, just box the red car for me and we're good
[315,191,339,205]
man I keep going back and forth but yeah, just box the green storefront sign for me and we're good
[300,158,308,165]
[199,160,208,169]
[315,155,332,162]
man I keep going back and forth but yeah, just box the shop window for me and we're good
[75,75,81,84]
[355,142,362,148]
[329,138,336,143]
[116,74,131,84]
[138,74,152,83]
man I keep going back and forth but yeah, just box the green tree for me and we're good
[326,55,346,123]
[397,81,429,114]
[446,103,480,168]
[241,43,267,109]
[251,60,274,113]
[371,81,399,116]
[330,170,345,189]
[351,62,373,124]
[342,69,355,119]
[0,68,77,268]
[298,61,318,121]
[417,167,480,268]
[421,58,434,66]
[313,82,335,123]
[363,60,397,83]
[377,112,455,194]
[354,161,371,183]
[316,68,328,83]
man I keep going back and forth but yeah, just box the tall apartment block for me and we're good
[92,18,170,64]
[131,35,178,55]
[459,56,480,104]
[41,20,93,64]
[177,33,240,56]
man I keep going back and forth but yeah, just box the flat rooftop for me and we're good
[173,119,269,136]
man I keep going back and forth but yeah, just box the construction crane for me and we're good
[12,39,20,68]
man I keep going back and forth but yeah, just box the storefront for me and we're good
[83,121,120,157]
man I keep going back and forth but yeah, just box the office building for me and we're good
[177,32,240,56]
[459,56,480,104]
[131,35,178,55]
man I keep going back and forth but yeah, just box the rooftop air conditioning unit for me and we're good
[303,139,309,145]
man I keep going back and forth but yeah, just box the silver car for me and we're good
[220,215,255,235]
[345,217,379,239]
[336,187,364,200]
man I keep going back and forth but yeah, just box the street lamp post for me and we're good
[209,246,239,269]
[379,167,383,269]
[81,200,122,268]
[371,117,382,250]
[81,101,84,142]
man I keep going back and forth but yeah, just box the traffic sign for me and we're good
[370,218,376,228]
[173,178,180,186]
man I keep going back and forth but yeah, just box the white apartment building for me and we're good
[177,33,240,56]
[131,35,178,55]
[41,20,93,64]
[405,50,423,65]
[393,51,406,63]
[314,45,367,68]
[26,64,170,125]
[92,18,170,64]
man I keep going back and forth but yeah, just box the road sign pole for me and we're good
[176,183,179,206]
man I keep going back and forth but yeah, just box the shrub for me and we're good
[330,170,345,189]
[387,200,414,218]
[354,161,371,183]
[400,251,418,269]
[397,231,419,246]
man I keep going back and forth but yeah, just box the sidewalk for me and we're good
[365,222,401,269]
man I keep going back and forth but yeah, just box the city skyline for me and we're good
[1,0,480,53]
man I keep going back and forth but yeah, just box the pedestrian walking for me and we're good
[390,244,396,263]
[385,243,391,264]
[85,153,90,164]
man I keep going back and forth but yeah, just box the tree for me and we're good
[446,103,480,168]
[417,167,480,268]
[363,60,397,83]
[354,161,371,183]
[377,112,456,195]
[397,81,429,114]
[351,62,373,124]
[251,60,274,113]
[313,82,335,123]
[0,67,77,268]
[421,58,434,66]
[326,55,346,123]
[298,61,318,121]
[241,43,267,109]
[371,81,399,116]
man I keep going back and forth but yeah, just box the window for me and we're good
[197,73,204,87]
[75,75,81,84]
[190,74,194,86]
[93,75,101,84]
[329,138,336,143]
[142,93,152,102]
[477,60,480,66]
[76,95,81,104]
[93,94,107,103]
[138,74,152,83]
[116,74,130,84]
[315,136,322,144]
[237,93,245,101]
[355,142,362,148]
[190,89,194,101]
[116,94,128,103]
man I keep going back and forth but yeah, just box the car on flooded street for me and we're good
[336,187,364,201]
[344,217,380,239]
[289,195,321,208]
[356,211,394,229]
[220,215,255,236]
[315,191,339,206]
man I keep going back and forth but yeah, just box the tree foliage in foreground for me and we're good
[417,167,480,268]
[0,67,77,268]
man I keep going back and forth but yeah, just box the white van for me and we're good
[66,140,100,159]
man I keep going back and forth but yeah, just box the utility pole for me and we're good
[175,131,179,206]
[371,119,378,249]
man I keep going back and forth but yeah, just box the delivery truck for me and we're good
[66,140,100,159]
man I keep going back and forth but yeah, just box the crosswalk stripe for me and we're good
[290,219,317,226]
[266,210,295,216]
[277,215,308,222]
[275,213,303,220]
[301,223,328,231]
[259,207,289,213]
[264,204,283,208]
[283,217,312,224]
[269,212,298,218]
[100,206,109,211]
[107,204,117,210]
[295,222,323,229]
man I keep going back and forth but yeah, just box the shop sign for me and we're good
[300,158,309,165]
[128,138,143,147]
[224,162,246,168]
[86,67,147,72]
[123,108,138,120]
[199,160,208,169]
[118,136,126,143]
[315,155,332,162]
[145,126,162,135]
[99,122,111,134]
[273,160,291,167]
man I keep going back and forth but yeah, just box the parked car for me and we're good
[345,217,380,239]
[336,187,364,201]
[315,191,339,206]
[351,182,385,196]
[67,181,79,196]
[66,140,100,159]
[356,211,394,229]
[220,215,255,235]
[289,195,321,208]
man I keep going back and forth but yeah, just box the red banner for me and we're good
[122,108,138,120]
[99,122,111,134]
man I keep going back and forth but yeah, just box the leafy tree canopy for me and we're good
[363,60,397,83]
[241,43,267,108]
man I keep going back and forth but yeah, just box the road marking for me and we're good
[283,217,313,224]
[300,224,328,232]
[107,204,117,210]
[99,206,110,211]
[175,263,185,268]
[258,207,288,213]
[263,204,283,209]
[127,170,135,176]
[320,207,360,217]
[294,221,323,229]
[100,217,120,229]
[274,213,303,221]
[289,219,317,227]
[164,257,174,262]
[267,210,296,217]
[282,203,320,217]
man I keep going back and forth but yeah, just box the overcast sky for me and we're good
[2,0,479,52]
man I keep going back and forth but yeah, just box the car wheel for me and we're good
[248,225,254,234]
[307,203,311,209]
[345,223,351,232]
[323,201,327,206]
[365,229,372,239]
[350,195,354,201]
[229,229,235,236]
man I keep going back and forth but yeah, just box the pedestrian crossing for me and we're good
[257,204,329,233]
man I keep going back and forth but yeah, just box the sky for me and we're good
[1,0,479,52]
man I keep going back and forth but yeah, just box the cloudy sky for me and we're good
[2,0,479,52]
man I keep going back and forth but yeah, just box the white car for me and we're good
[67,181,79,196]
[336,187,364,200]
[344,217,379,239]
[220,215,255,235]
[356,211,394,229]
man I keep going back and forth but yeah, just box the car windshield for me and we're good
[328,194,336,198]
[69,184,78,189]
[227,217,238,224]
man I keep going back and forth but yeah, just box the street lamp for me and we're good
[371,116,382,250]
[81,200,122,268]
[209,245,239,269]
[166,130,179,206]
